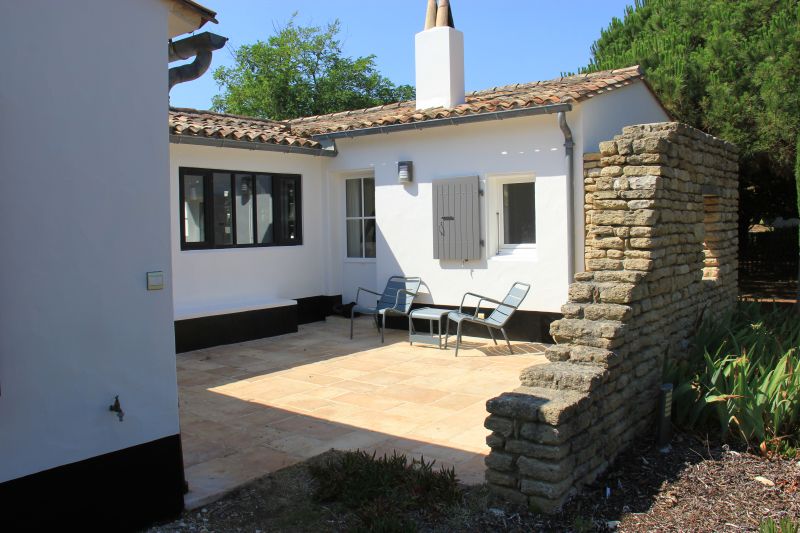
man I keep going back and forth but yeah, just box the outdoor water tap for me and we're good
[109,395,124,422]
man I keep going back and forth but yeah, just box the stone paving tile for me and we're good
[179,316,548,508]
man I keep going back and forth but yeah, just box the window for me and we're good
[493,176,536,255]
[180,167,301,250]
[345,177,376,258]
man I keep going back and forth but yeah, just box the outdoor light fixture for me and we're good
[398,161,413,184]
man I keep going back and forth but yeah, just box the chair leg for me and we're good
[487,326,498,345]
[444,319,452,349]
[381,314,386,344]
[455,322,463,357]
[500,328,513,354]
[350,308,355,339]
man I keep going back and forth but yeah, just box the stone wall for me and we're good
[484,122,739,512]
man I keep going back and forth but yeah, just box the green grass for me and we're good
[309,450,461,532]
[666,302,800,455]
[760,516,800,533]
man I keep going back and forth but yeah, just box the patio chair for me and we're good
[445,282,531,357]
[350,276,422,343]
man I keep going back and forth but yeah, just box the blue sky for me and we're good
[170,0,635,110]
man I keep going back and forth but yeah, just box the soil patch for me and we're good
[146,435,799,532]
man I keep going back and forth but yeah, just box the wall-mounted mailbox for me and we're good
[146,271,165,291]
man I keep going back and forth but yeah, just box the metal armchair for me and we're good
[445,282,531,356]
[350,276,422,343]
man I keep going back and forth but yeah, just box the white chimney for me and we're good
[415,0,465,110]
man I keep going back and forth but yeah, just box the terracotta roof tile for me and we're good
[170,66,647,146]
[289,66,645,136]
[169,108,322,149]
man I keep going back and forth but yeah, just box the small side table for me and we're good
[409,307,452,349]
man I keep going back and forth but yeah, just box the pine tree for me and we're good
[582,0,800,233]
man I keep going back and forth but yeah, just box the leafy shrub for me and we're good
[666,302,800,453]
[309,450,461,531]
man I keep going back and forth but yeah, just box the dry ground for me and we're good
[147,435,800,532]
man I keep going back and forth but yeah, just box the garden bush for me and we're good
[309,450,460,531]
[666,302,800,454]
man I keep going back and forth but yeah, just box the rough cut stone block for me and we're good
[599,141,618,156]
[484,415,514,437]
[518,456,575,482]
[520,476,574,499]
[519,362,607,393]
[598,284,636,304]
[485,452,516,472]
[486,433,505,450]
[486,469,518,488]
[486,483,529,506]
[583,303,632,321]
[545,345,571,362]
[505,439,570,460]
[519,422,571,445]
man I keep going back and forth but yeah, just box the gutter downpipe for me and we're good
[558,111,576,284]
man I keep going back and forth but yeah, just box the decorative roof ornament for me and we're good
[435,0,455,28]
[424,0,437,30]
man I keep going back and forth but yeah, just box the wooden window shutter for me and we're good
[432,176,481,260]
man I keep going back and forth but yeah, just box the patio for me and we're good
[178,315,548,508]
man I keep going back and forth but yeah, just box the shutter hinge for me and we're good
[479,189,484,196]
[480,239,485,247]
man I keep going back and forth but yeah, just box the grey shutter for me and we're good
[432,176,481,260]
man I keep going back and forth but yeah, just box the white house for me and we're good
[0,0,219,530]
[168,4,669,352]
[0,1,669,528]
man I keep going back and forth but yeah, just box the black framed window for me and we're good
[180,167,302,250]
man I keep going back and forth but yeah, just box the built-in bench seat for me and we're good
[173,298,299,353]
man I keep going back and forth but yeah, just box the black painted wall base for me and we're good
[296,295,342,325]
[174,295,342,353]
[0,435,185,532]
[386,305,561,343]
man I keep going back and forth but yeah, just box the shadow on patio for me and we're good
[178,316,548,508]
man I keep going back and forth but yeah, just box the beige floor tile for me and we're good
[331,391,406,411]
[178,316,549,508]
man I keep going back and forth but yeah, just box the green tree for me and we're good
[582,0,800,232]
[212,16,414,120]
[796,135,800,304]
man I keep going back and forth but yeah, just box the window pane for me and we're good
[279,177,299,242]
[363,178,375,217]
[183,174,205,243]
[503,182,536,245]
[213,173,233,246]
[364,219,376,258]
[346,179,362,217]
[235,174,254,245]
[347,220,363,258]
[256,175,273,244]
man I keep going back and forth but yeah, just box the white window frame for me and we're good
[489,174,537,258]
[344,176,376,260]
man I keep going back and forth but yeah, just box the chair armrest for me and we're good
[459,291,490,316]
[476,296,504,308]
[355,287,381,306]
[392,289,417,312]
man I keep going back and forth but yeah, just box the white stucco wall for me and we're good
[169,144,330,313]
[0,0,179,482]
[325,114,572,313]
[579,83,671,154]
